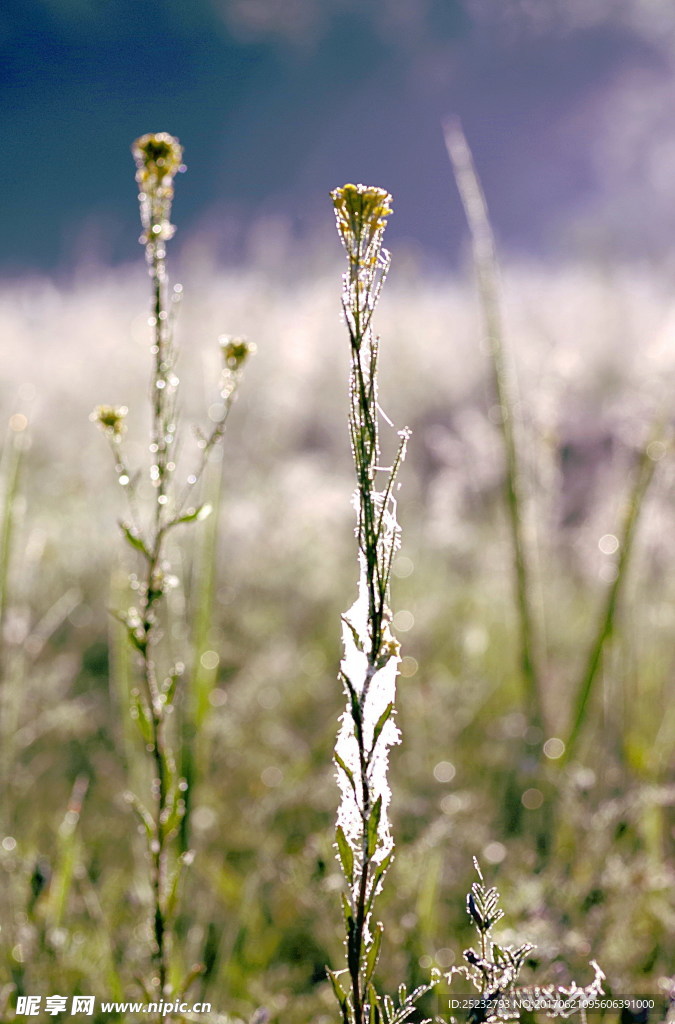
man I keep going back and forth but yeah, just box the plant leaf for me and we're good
[118,521,150,559]
[334,750,355,788]
[336,825,354,884]
[370,702,393,754]
[125,791,154,840]
[367,795,382,858]
[327,968,350,1023]
[174,503,212,526]
[341,892,354,932]
[365,921,383,986]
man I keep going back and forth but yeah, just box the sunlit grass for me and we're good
[0,225,673,1020]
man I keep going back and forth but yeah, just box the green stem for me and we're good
[563,431,662,764]
[0,422,24,815]
[142,236,175,1019]
[345,293,392,1024]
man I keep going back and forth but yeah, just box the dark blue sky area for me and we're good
[1,0,669,272]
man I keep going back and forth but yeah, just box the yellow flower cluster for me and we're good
[219,336,256,371]
[132,133,183,187]
[330,183,393,261]
[132,133,184,242]
[91,404,128,438]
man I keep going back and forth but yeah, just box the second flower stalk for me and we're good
[94,132,252,1012]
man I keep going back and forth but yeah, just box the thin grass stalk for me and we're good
[563,426,665,764]
[444,119,545,738]
[180,453,226,854]
[177,347,248,856]
[0,419,24,806]
[0,421,23,649]
[45,775,89,930]
[108,572,141,791]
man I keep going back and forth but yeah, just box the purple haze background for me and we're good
[3,0,675,273]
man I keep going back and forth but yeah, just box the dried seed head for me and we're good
[331,183,392,265]
[91,404,128,438]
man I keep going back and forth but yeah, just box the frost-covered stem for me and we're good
[346,331,389,1022]
[330,184,407,1024]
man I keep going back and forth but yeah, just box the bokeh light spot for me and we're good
[433,760,456,783]
[200,650,220,671]
[393,609,414,632]
[261,766,283,787]
[400,655,418,677]
[543,737,565,759]
[521,788,544,810]
[483,841,506,864]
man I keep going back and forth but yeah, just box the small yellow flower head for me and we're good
[132,132,184,242]
[132,133,183,187]
[330,183,393,264]
[219,336,256,371]
[91,404,128,438]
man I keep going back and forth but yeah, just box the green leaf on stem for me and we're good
[370,702,393,754]
[165,849,194,920]
[364,921,383,986]
[341,892,353,931]
[126,624,147,656]
[327,968,350,1023]
[336,825,354,884]
[178,962,205,1000]
[125,791,154,841]
[366,795,382,858]
[341,613,364,653]
[173,503,212,526]
[365,850,393,918]
[367,983,381,1024]
[130,689,153,744]
[335,751,356,789]
[118,521,150,559]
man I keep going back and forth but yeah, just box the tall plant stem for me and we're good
[444,119,545,737]
[344,327,381,1024]
[141,234,174,1011]
[95,133,252,1015]
[329,183,415,1024]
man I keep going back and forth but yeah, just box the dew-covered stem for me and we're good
[92,133,252,1018]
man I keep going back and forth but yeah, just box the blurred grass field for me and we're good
[0,251,674,1021]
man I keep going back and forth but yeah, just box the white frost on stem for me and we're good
[336,555,401,864]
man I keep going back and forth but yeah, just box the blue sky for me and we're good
[3,0,674,272]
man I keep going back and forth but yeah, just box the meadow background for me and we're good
[1,0,674,1020]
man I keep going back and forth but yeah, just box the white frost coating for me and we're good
[335,556,401,864]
